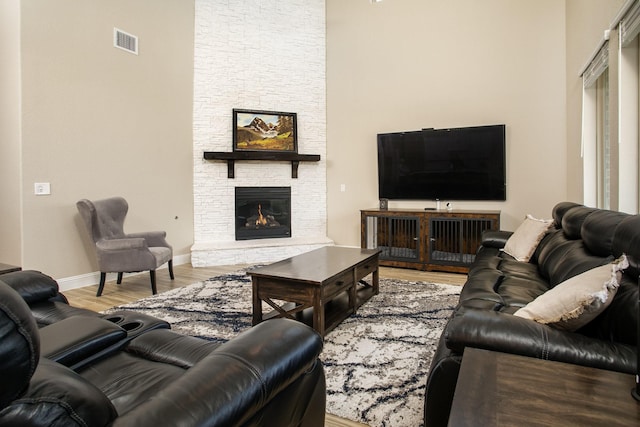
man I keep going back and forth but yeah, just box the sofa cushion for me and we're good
[502,215,554,262]
[582,210,630,257]
[578,274,638,345]
[612,215,640,280]
[0,270,60,304]
[513,255,628,331]
[560,206,597,239]
[551,201,583,226]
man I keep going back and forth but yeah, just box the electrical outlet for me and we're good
[34,182,51,195]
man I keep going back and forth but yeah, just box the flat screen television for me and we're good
[377,124,506,201]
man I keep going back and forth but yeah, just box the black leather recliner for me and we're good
[0,276,326,426]
[0,269,107,327]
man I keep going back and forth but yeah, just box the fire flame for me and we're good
[256,204,268,226]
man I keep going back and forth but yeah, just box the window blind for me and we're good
[620,1,640,46]
[582,42,609,88]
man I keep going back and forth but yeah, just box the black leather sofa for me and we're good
[424,202,639,427]
[0,270,326,426]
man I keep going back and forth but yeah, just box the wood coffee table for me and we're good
[0,263,21,275]
[247,246,380,338]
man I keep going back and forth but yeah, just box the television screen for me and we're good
[377,125,506,201]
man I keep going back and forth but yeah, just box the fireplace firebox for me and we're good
[235,187,291,240]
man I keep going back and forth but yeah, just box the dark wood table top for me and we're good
[448,348,640,426]
[0,263,21,275]
[247,246,379,285]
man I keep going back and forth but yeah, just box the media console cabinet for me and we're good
[360,208,500,273]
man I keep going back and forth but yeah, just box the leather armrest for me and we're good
[445,309,636,374]
[481,230,512,249]
[40,316,127,367]
[0,358,117,426]
[112,319,324,427]
[0,270,60,304]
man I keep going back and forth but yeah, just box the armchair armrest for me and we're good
[96,237,147,251]
[481,230,513,249]
[127,231,170,248]
[445,309,636,374]
[0,270,60,304]
[112,319,324,427]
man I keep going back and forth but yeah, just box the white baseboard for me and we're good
[57,253,191,292]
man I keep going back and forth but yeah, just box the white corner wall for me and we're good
[192,0,331,266]
[0,1,22,266]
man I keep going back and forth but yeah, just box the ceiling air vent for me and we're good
[114,28,138,55]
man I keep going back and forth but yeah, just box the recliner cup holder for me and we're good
[120,321,142,332]
[101,310,170,337]
[103,315,143,332]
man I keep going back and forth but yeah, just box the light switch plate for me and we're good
[34,182,51,195]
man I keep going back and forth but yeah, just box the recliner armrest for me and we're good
[112,319,324,427]
[481,230,512,249]
[0,358,118,426]
[445,309,636,374]
[40,316,127,367]
[0,270,60,304]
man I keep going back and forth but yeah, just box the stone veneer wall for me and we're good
[191,0,331,266]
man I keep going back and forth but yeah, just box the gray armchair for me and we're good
[76,197,174,296]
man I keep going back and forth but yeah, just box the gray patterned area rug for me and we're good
[108,269,460,427]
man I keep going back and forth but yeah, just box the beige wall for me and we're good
[5,1,631,280]
[0,1,22,266]
[565,0,627,202]
[326,0,568,246]
[14,0,195,279]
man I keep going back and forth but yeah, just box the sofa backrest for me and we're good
[534,203,639,346]
[612,215,640,279]
[582,209,632,257]
[595,214,640,345]
[535,205,616,287]
[0,282,40,409]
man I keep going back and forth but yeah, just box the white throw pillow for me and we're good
[502,214,554,262]
[513,255,629,331]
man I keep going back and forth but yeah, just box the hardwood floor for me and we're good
[63,263,466,427]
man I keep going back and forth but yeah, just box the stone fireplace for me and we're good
[235,187,291,241]
[190,1,331,267]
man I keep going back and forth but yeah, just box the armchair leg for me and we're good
[150,270,157,295]
[97,273,107,297]
[117,272,123,284]
[168,259,175,280]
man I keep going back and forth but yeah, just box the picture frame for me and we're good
[232,109,298,153]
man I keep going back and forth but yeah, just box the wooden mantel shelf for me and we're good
[203,151,321,178]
